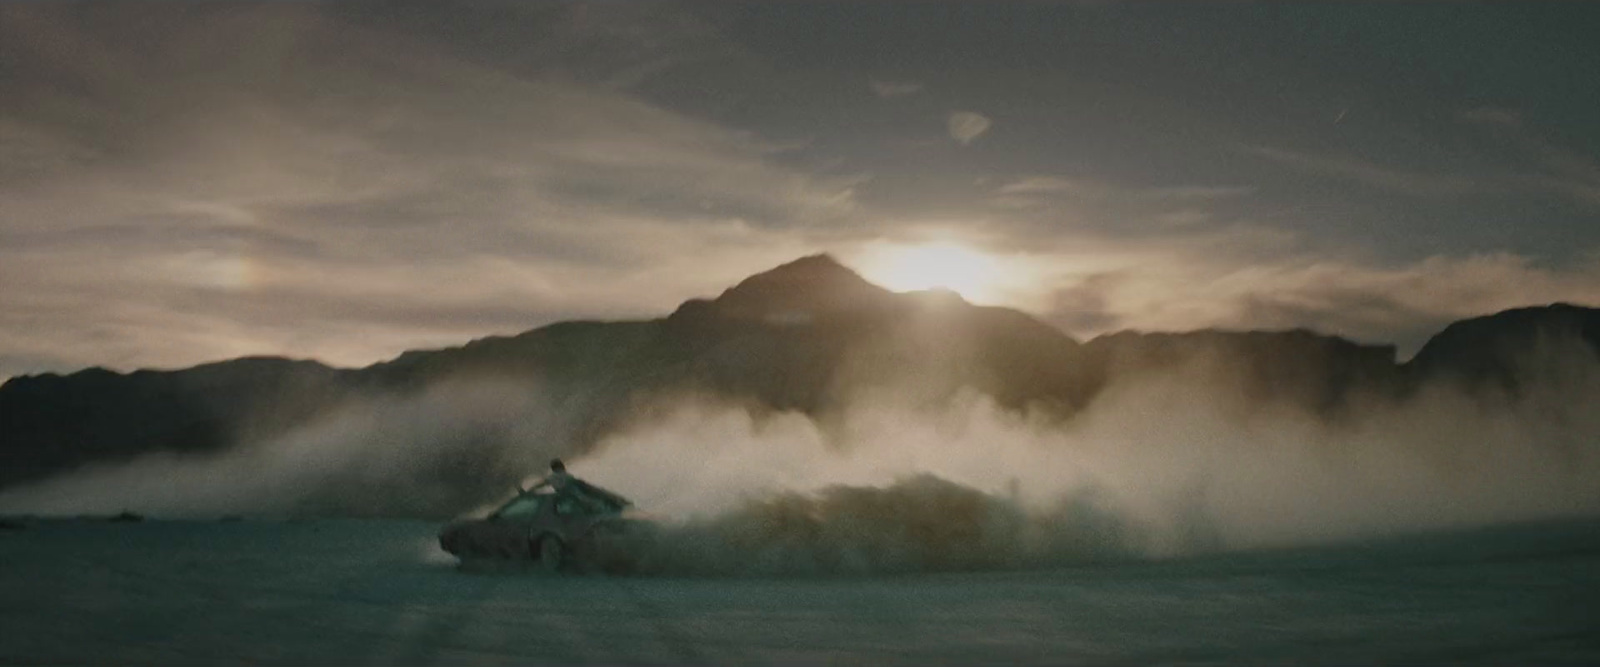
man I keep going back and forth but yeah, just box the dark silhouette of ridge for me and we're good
[1,257,1596,516]
[1407,303,1600,393]
[712,253,894,316]
[1080,328,1402,415]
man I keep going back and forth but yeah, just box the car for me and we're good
[437,486,650,573]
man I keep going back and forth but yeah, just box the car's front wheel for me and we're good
[534,534,564,572]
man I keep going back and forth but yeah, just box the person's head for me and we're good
[549,458,566,473]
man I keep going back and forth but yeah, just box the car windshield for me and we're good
[492,494,546,519]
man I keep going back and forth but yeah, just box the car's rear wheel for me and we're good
[535,534,564,572]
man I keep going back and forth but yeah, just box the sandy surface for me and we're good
[1,518,1596,665]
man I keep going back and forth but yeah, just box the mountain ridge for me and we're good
[2,257,1595,516]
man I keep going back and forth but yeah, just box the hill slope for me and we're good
[2,255,1595,515]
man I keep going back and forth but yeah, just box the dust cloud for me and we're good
[3,335,1598,574]
[576,334,1600,571]
[0,381,569,518]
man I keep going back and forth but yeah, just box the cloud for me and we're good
[869,79,924,98]
[997,176,1255,201]
[1458,109,1600,210]
[1458,107,1522,128]
[1244,131,1600,211]
[948,111,993,145]
[872,212,1600,357]
[0,5,864,376]
[3,3,1596,386]
[0,118,102,184]
[1240,145,1485,198]
[985,176,1257,238]
[1029,239,1600,355]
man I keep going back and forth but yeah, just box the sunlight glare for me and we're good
[856,242,1004,302]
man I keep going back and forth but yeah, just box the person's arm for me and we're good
[521,476,552,494]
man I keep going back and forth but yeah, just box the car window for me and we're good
[554,496,582,516]
[494,495,544,519]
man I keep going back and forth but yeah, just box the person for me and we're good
[524,458,577,496]
[524,457,576,492]
[523,458,615,513]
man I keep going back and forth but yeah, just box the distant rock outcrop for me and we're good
[0,357,345,489]
[1080,328,1401,414]
[1,255,1596,515]
[1407,303,1600,393]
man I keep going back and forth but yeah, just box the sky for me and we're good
[4,1,1600,380]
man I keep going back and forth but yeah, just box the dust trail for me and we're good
[573,334,1600,566]
[0,380,569,518]
[4,335,1599,575]
[595,475,1132,576]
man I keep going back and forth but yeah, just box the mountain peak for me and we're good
[732,253,860,288]
[1407,302,1600,386]
[694,254,893,320]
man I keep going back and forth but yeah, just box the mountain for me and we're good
[1078,328,1402,415]
[1407,303,1600,393]
[1,255,1596,515]
[0,357,345,489]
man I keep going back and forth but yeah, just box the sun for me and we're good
[854,242,1005,302]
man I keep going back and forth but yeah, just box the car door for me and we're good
[549,494,592,540]
[492,493,549,558]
